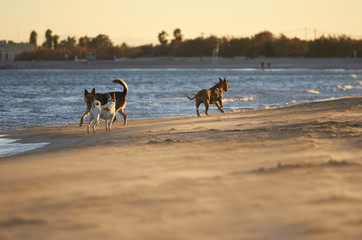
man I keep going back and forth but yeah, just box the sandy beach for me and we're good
[1,57,362,69]
[0,96,361,239]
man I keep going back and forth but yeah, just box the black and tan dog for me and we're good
[80,79,128,127]
[187,78,230,116]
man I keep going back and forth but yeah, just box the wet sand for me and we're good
[0,96,361,240]
[1,57,362,69]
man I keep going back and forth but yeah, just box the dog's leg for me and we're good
[80,109,90,127]
[112,115,118,123]
[88,120,93,133]
[219,99,224,113]
[118,109,127,125]
[196,100,201,117]
[205,101,210,116]
[109,120,113,131]
[87,121,91,133]
[93,115,100,133]
[215,102,224,113]
[87,115,94,133]
[105,120,111,131]
[108,120,112,131]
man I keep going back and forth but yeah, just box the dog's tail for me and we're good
[187,94,196,100]
[112,79,128,96]
[92,100,101,108]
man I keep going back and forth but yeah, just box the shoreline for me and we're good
[1,57,362,70]
[0,96,361,240]
[0,94,359,133]
[1,95,359,157]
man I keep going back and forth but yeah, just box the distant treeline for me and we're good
[16,29,362,60]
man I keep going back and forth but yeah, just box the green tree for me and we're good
[251,31,275,57]
[29,31,37,46]
[89,34,112,49]
[173,28,182,41]
[44,29,53,49]
[171,28,182,46]
[158,31,168,45]
[53,35,59,49]
[59,36,77,49]
[78,36,90,48]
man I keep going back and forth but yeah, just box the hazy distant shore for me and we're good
[1,57,362,69]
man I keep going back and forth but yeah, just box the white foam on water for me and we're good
[337,85,353,91]
[307,89,320,94]
[0,135,49,158]
[223,96,257,102]
[284,99,310,106]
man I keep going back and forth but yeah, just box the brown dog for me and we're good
[80,79,128,127]
[187,78,230,116]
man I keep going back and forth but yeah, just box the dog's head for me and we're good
[106,93,116,102]
[218,78,231,92]
[84,88,96,109]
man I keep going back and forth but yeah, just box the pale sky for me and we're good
[2,0,362,46]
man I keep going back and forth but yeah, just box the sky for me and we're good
[2,0,362,46]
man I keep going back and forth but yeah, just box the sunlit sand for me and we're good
[0,96,361,239]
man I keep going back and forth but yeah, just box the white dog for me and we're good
[87,93,116,133]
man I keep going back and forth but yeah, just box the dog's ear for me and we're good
[106,93,110,98]
[219,78,223,82]
[91,88,96,94]
[84,89,89,96]
[224,78,226,82]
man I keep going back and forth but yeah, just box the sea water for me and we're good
[0,134,48,158]
[0,68,361,157]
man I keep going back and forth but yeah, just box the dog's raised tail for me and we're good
[92,100,101,108]
[187,94,196,100]
[112,79,128,96]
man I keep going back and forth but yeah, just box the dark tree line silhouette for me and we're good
[17,29,362,60]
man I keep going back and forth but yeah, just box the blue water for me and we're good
[0,68,361,157]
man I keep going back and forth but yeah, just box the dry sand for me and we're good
[0,96,361,240]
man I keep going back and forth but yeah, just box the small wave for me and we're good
[285,99,310,105]
[211,68,257,72]
[357,80,362,87]
[349,74,357,78]
[324,69,346,72]
[263,106,280,110]
[337,85,353,91]
[0,135,49,158]
[223,96,257,102]
[307,89,319,94]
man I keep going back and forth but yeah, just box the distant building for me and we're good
[0,40,35,61]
